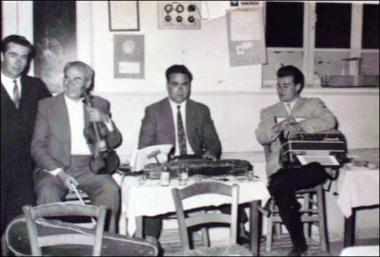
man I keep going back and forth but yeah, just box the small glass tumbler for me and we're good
[179,167,189,186]
[138,174,147,185]
[160,164,170,186]
[247,168,255,181]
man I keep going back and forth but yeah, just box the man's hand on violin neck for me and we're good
[87,107,110,123]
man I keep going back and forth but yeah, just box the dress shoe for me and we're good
[287,247,309,256]
[237,230,250,245]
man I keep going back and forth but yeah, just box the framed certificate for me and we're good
[108,1,140,31]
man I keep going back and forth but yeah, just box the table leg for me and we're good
[135,216,143,238]
[344,211,355,247]
[250,200,261,256]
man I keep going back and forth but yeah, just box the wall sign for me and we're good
[114,34,145,79]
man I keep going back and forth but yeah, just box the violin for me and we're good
[82,91,120,175]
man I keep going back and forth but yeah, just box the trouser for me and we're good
[1,157,35,237]
[267,162,328,250]
[34,155,120,233]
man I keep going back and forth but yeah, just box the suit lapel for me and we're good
[19,76,28,110]
[274,102,290,120]
[185,100,197,152]
[1,84,15,107]
[56,94,71,154]
[291,97,305,117]
[163,98,176,145]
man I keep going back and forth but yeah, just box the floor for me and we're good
[160,228,379,256]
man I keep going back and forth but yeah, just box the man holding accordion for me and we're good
[255,65,339,256]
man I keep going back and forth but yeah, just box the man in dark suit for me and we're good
[138,64,221,239]
[31,61,121,233]
[1,35,51,236]
[138,65,249,243]
[139,65,221,159]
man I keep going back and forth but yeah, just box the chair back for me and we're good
[171,181,239,251]
[22,203,106,256]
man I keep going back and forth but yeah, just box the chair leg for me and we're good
[201,227,210,247]
[274,223,282,239]
[316,186,329,253]
[303,193,312,239]
[200,209,210,247]
[266,216,273,252]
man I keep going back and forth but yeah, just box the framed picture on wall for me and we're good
[114,34,145,79]
[108,1,140,31]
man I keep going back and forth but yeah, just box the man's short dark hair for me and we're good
[165,64,193,82]
[1,34,35,57]
[277,65,304,93]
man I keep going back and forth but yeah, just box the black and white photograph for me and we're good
[1,1,379,256]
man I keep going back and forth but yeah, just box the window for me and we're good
[263,2,379,89]
[362,4,379,49]
[315,3,351,49]
[265,2,304,48]
[263,2,304,87]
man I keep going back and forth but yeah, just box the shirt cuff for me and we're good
[48,168,63,176]
[104,118,114,131]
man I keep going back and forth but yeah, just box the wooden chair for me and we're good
[4,213,160,256]
[261,144,329,253]
[22,203,106,256]
[64,190,91,204]
[171,181,252,256]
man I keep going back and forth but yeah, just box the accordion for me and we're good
[143,159,253,179]
[280,130,347,168]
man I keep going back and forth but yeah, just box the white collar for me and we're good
[1,72,21,87]
[169,98,187,111]
[283,97,299,109]
[64,94,84,105]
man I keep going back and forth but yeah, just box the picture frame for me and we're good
[108,1,140,31]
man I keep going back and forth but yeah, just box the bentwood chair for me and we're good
[22,203,106,256]
[261,144,329,253]
[171,181,253,256]
[4,203,159,256]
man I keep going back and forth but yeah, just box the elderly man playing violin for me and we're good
[31,61,122,233]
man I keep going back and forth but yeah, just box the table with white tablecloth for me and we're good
[337,164,379,246]
[118,175,270,255]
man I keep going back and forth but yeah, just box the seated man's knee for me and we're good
[101,181,120,205]
[36,176,66,204]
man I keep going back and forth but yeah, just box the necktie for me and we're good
[13,80,21,109]
[286,103,292,114]
[177,105,187,155]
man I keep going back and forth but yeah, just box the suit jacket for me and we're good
[255,97,337,177]
[31,93,122,172]
[1,75,51,172]
[138,98,222,158]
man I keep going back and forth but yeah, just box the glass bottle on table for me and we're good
[179,162,188,186]
[160,163,170,186]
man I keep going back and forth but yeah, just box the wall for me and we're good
[86,1,379,161]
[2,1,379,160]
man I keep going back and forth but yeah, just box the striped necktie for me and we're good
[13,80,21,109]
[285,102,292,114]
[177,105,187,155]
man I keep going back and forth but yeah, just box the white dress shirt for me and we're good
[283,97,299,115]
[168,99,194,156]
[64,95,91,155]
[1,72,22,103]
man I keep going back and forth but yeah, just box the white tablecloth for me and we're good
[119,175,270,236]
[337,164,379,217]
[340,245,380,256]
